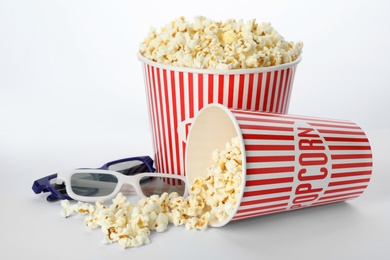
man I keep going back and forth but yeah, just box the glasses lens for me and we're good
[108,160,150,175]
[70,173,118,197]
[139,176,186,197]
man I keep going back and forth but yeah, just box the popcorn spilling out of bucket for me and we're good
[60,103,373,248]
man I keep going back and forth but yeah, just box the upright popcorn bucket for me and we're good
[138,52,301,176]
[186,104,373,227]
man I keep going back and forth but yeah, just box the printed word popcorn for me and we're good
[139,16,303,69]
[61,137,243,249]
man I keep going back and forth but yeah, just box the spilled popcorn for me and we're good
[61,136,242,248]
[140,16,302,69]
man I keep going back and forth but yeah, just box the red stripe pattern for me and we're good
[141,63,299,175]
[230,110,372,221]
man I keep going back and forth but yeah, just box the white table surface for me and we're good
[1,1,390,259]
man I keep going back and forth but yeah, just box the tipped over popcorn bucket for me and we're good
[138,52,301,176]
[186,104,373,227]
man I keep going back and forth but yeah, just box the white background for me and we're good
[1,0,390,259]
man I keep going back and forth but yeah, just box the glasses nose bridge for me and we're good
[118,176,138,193]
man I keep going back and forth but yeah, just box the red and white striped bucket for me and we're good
[186,104,373,227]
[138,52,301,176]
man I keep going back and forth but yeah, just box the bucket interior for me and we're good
[185,104,246,227]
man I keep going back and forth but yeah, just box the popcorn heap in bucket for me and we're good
[61,16,303,248]
[140,16,302,69]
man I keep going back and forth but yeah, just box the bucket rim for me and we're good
[137,51,302,75]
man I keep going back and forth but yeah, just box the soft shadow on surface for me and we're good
[213,202,366,256]
[223,201,358,230]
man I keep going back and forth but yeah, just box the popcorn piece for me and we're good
[60,200,74,218]
[185,213,210,231]
[154,213,169,232]
[140,16,302,69]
